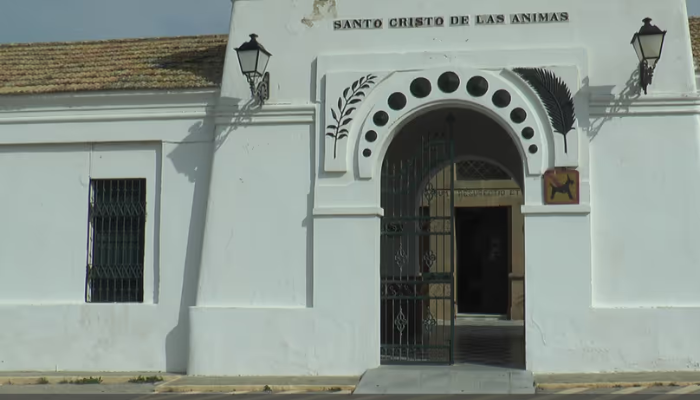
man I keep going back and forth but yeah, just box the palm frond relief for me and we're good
[326,74,378,159]
[512,67,576,153]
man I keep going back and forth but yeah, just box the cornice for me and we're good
[213,104,317,125]
[521,204,591,215]
[589,93,700,116]
[0,89,220,109]
[0,89,317,126]
[313,206,384,217]
[0,89,317,144]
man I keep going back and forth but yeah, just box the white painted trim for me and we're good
[0,127,207,145]
[0,86,315,129]
[0,104,316,126]
[87,143,161,305]
[0,89,220,108]
[521,204,591,215]
[589,94,700,116]
[346,68,555,178]
[0,303,160,308]
[214,104,316,125]
[189,305,308,310]
[312,207,384,217]
[592,304,700,309]
[0,110,214,124]
[0,104,317,145]
[591,93,700,102]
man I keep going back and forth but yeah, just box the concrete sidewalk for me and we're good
[155,376,359,393]
[2,370,700,394]
[535,371,700,390]
[0,372,360,393]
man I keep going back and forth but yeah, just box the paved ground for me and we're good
[537,384,700,395]
[3,385,700,397]
[2,354,700,396]
[536,371,700,386]
[0,383,157,394]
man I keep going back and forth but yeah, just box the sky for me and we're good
[0,0,232,44]
[0,0,699,44]
[690,0,700,16]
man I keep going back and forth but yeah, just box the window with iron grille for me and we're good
[455,160,512,181]
[86,179,146,303]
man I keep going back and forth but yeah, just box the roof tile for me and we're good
[690,17,700,66]
[0,34,227,95]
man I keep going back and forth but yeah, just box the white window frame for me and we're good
[87,143,160,304]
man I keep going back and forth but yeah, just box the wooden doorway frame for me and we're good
[451,176,525,321]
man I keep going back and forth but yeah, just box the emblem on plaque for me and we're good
[543,169,579,205]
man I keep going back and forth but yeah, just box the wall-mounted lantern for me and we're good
[631,18,667,94]
[235,33,272,104]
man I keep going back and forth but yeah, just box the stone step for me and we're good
[354,364,535,394]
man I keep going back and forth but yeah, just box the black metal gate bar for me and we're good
[380,114,456,364]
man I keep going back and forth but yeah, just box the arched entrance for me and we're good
[313,65,588,376]
[378,107,525,367]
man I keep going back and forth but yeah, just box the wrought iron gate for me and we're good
[380,114,455,364]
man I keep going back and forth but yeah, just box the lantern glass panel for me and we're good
[632,36,644,62]
[238,50,260,76]
[640,32,665,59]
[256,51,270,75]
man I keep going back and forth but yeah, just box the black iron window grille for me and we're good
[85,179,147,303]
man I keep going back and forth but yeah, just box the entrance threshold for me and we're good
[457,313,507,320]
[355,364,534,394]
[454,315,522,327]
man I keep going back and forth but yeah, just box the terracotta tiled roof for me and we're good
[690,17,700,66]
[2,17,700,96]
[0,34,228,95]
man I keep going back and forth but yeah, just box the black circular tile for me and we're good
[437,72,460,93]
[521,127,534,140]
[492,90,511,108]
[510,108,527,124]
[373,111,389,126]
[363,148,372,157]
[365,130,378,142]
[466,76,489,97]
[387,92,407,110]
[410,77,432,98]
[528,144,538,154]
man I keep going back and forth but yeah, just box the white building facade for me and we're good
[1,0,700,377]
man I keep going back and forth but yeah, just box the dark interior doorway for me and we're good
[455,206,510,316]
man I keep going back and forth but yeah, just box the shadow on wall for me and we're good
[585,66,642,141]
[302,119,316,307]
[307,59,317,307]
[163,120,213,373]
[161,98,261,372]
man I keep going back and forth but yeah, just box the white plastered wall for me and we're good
[206,0,700,375]
[0,91,215,373]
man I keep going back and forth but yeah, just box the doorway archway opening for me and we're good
[379,107,525,369]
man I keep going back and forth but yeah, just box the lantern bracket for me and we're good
[246,72,270,104]
[639,60,653,95]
